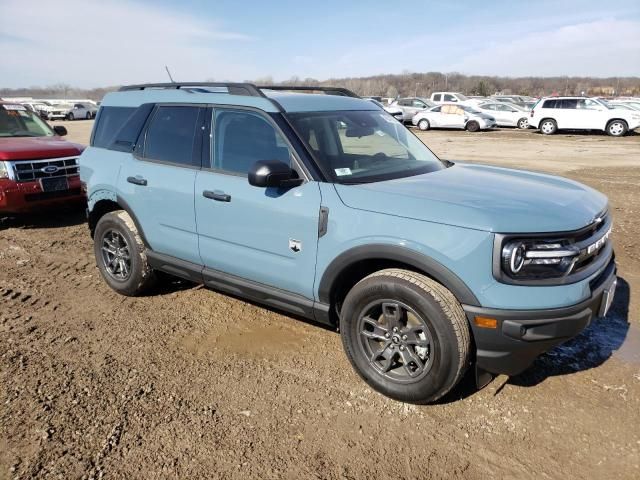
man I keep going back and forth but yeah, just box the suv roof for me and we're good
[103,83,376,113]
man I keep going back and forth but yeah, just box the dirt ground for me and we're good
[1,120,639,479]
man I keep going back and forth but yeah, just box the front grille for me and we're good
[9,157,79,182]
[25,188,82,202]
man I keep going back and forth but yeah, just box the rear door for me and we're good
[118,104,204,265]
[554,99,578,129]
[194,107,321,299]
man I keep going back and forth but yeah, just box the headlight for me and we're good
[0,162,9,179]
[501,239,579,280]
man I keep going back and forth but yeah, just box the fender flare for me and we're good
[317,244,480,307]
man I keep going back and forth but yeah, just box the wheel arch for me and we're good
[87,194,149,247]
[538,117,556,129]
[318,244,480,323]
[605,117,628,130]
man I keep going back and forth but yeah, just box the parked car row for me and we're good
[16,101,97,121]
[385,93,639,136]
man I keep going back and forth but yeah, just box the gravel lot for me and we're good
[1,120,639,479]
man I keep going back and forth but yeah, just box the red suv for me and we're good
[0,102,85,215]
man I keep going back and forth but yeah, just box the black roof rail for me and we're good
[257,85,360,98]
[118,82,266,97]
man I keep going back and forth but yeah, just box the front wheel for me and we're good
[606,119,628,137]
[86,112,92,119]
[93,211,156,296]
[67,112,74,121]
[417,119,430,131]
[466,121,480,132]
[340,269,471,404]
[517,117,529,129]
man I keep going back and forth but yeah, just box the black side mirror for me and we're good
[248,160,302,188]
[53,125,67,136]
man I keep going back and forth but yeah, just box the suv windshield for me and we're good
[0,105,55,137]
[287,110,445,183]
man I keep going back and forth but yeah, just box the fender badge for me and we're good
[289,239,301,253]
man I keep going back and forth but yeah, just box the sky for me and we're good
[1,0,639,88]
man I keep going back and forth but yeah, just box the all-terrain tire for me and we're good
[93,210,156,296]
[340,268,471,404]
[466,121,480,132]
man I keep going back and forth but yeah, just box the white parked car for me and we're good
[390,97,436,122]
[607,101,640,112]
[477,102,530,128]
[42,103,71,121]
[530,96,640,136]
[66,102,98,120]
[412,104,496,132]
[430,92,480,106]
[20,102,52,119]
[365,98,404,121]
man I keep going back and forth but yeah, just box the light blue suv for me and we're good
[80,83,617,403]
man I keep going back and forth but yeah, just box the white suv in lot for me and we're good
[530,96,640,136]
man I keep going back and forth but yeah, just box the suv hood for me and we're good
[334,163,607,233]
[0,136,84,161]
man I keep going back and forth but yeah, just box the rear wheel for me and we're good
[606,119,627,137]
[517,117,529,129]
[67,112,74,121]
[340,269,470,404]
[417,119,430,131]
[86,112,92,119]
[466,121,480,132]
[540,118,557,135]
[93,211,156,296]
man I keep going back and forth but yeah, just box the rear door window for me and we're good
[558,99,578,109]
[142,105,202,167]
[443,94,456,102]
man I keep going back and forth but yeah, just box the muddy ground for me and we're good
[1,121,639,479]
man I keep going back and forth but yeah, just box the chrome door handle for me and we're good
[203,190,231,202]
[127,176,147,186]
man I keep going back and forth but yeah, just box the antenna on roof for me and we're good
[165,66,175,83]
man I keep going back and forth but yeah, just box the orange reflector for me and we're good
[474,316,498,329]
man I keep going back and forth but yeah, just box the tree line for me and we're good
[2,73,639,101]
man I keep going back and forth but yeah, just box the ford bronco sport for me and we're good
[1,102,85,215]
[80,83,617,404]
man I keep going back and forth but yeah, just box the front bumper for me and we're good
[463,257,617,376]
[0,176,85,214]
[480,119,497,129]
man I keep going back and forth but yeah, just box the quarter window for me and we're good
[143,106,201,166]
[213,109,292,175]
[92,106,136,148]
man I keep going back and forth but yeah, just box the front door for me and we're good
[195,107,321,299]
